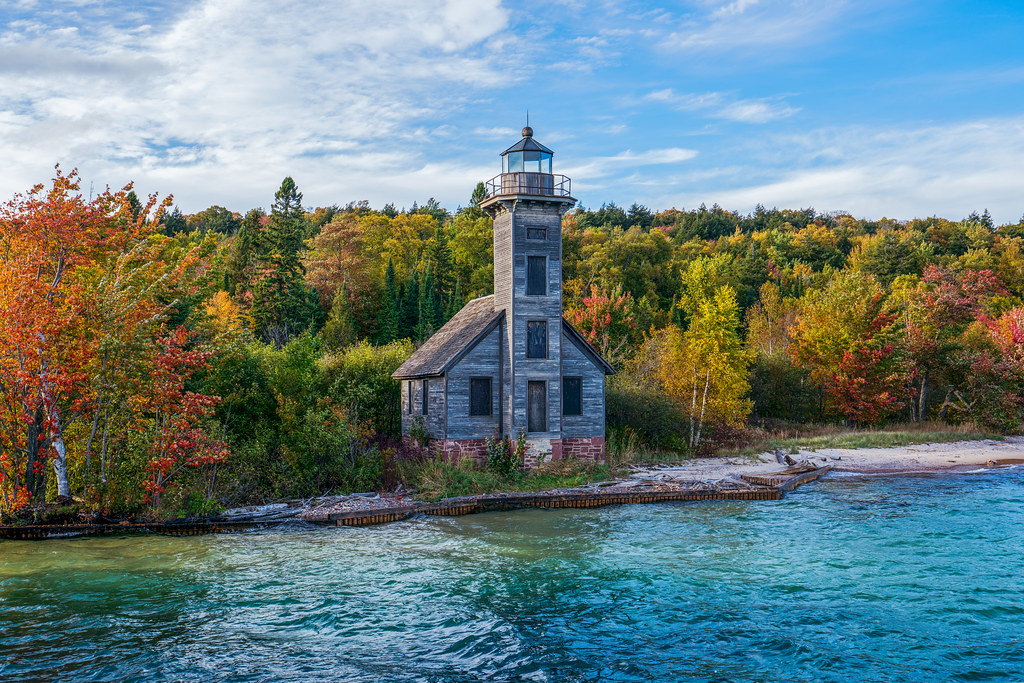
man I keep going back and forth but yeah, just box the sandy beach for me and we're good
[630,436,1024,484]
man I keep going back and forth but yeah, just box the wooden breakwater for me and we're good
[0,465,833,539]
[324,465,834,527]
[0,519,282,541]
[740,464,834,490]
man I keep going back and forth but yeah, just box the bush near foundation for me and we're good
[606,377,687,449]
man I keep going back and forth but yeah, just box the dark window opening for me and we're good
[527,256,546,296]
[407,381,413,415]
[470,377,492,416]
[526,321,547,359]
[527,225,546,240]
[528,381,547,432]
[421,379,429,415]
[563,377,582,416]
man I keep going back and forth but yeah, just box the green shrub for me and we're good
[486,430,524,476]
[606,375,687,448]
[411,457,504,501]
[747,353,820,423]
[319,340,413,436]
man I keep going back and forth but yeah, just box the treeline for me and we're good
[1,167,1022,520]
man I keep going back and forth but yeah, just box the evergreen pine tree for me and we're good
[427,224,454,308]
[226,208,263,296]
[401,268,420,339]
[470,182,486,207]
[418,264,442,339]
[160,206,188,236]
[445,280,463,322]
[377,260,400,343]
[323,283,357,349]
[251,177,314,345]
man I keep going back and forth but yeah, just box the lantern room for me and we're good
[501,126,553,174]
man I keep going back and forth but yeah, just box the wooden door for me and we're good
[528,381,547,432]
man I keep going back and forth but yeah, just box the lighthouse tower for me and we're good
[478,127,576,451]
[393,127,612,467]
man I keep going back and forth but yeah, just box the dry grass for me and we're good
[720,421,1003,458]
[605,426,690,467]
[407,457,617,502]
[407,422,1005,501]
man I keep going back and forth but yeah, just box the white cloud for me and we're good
[473,126,521,139]
[719,99,799,123]
[644,89,798,123]
[563,147,698,181]
[661,0,850,53]
[0,0,512,210]
[710,0,761,19]
[656,117,1024,224]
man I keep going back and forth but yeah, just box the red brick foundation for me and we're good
[407,436,605,468]
[562,436,606,463]
[429,438,489,465]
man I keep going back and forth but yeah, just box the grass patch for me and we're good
[605,425,691,467]
[406,457,619,502]
[402,421,1007,502]
[722,421,1004,458]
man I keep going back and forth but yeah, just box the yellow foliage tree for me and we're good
[206,291,245,335]
[744,281,796,357]
[659,258,752,448]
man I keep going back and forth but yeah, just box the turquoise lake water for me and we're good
[1,469,1023,682]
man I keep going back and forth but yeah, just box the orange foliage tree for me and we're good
[0,168,162,507]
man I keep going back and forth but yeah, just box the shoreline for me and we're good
[629,436,1024,484]
[2,437,1022,539]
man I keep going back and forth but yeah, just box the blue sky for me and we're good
[2,0,1023,223]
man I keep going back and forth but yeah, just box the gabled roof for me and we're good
[501,136,554,155]
[392,296,504,379]
[562,319,616,375]
[391,296,616,379]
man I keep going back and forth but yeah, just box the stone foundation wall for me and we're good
[562,436,605,463]
[429,438,489,465]
[412,436,604,469]
[523,438,562,469]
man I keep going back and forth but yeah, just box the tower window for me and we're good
[422,379,429,415]
[528,381,547,433]
[526,321,547,359]
[563,377,582,416]
[527,225,546,240]
[470,377,492,416]
[527,256,546,296]
[407,381,413,414]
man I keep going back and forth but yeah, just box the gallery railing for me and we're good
[484,173,571,199]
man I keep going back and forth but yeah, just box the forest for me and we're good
[1,167,1022,520]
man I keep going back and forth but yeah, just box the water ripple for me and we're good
[1,470,1023,681]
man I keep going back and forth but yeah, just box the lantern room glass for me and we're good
[503,150,552,174]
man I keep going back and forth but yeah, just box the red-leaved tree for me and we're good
[142,327,228,506]
[564,285,637,368]
[964,307,1024,431]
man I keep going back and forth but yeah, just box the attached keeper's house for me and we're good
[392,127,614,468]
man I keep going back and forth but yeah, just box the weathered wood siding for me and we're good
[490,197,568,439]
[400,377,447,440]
[560,330,607,438]
[446,324,503,440]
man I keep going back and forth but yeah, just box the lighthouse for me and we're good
[393,127,613,467]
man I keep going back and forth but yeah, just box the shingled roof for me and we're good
[392,296,504,379]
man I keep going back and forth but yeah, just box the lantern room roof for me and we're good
[501,135,553,156]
